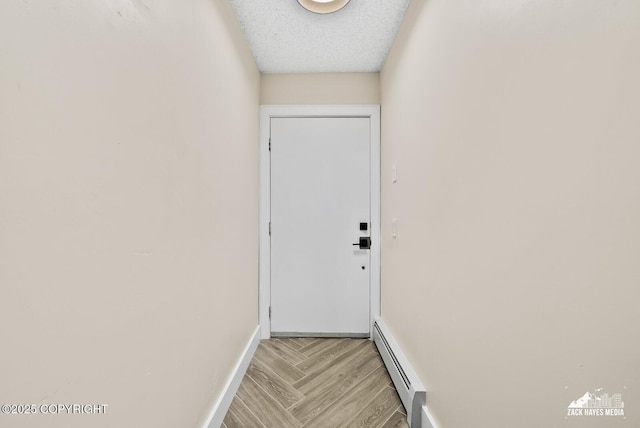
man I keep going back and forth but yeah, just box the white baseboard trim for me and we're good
[202,325,261,428]
[421,405,438,428]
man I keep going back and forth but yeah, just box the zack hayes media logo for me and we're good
[567,388,625,417]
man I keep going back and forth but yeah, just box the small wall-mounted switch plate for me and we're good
[391,218,398,238]
[392,163,397,183]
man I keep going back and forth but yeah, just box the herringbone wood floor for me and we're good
[222,338,409,428]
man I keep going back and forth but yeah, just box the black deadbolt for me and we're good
[360,222,368,231]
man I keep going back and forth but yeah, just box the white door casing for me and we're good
[259,105,380,339]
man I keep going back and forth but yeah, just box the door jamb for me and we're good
[259,105,381,339]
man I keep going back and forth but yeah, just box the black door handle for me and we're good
[352,237,371,250]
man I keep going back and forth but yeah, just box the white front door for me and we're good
[270,117,371,337]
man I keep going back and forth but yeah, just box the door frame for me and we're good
[259,105,381,339]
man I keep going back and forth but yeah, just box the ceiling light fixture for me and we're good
[297,0,351,14]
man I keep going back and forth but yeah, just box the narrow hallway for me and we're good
[223,338,408,428]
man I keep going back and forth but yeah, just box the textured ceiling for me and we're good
[229,0,411,73]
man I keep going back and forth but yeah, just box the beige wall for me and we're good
[381,1,640,427]
[261,73,379,105]
[0,1,259,427]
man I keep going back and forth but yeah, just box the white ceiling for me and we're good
[229,0,411,73]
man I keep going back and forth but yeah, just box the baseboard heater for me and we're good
[373,319,426,427]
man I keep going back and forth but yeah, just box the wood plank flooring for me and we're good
[223,338,408,428]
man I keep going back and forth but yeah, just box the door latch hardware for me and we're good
[352,237,371,250]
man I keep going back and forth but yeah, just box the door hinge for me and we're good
[268,138,271,151]
[269,221,271,236]
[269,306,271,319]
